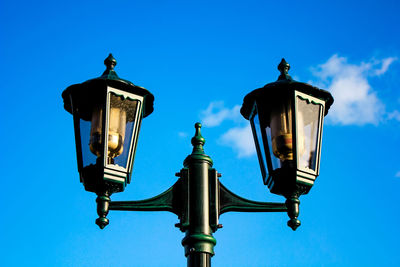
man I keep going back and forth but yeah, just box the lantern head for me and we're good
[62,54,154,195]
[240,59,333,229]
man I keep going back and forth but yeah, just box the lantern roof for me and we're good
[240,58,334,120]
[62,54,154,118]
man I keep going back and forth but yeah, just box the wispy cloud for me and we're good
[178,132,188,138]
[387,110,400,122]
[311,54,397,125]
[395,171,400,178]
[200,101,255,158]
[218,125,255,158]
[374,57,397,76]
[201,101,241,127]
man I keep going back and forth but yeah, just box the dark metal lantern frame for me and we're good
[62,54,154,195]
[240,58,333,229]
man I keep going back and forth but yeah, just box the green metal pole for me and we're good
[187,253,211,267]
[181,123,216,267]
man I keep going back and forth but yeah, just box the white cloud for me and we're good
[201,101,241,127]
[374,57,397,76]
[312,55,397,125]
[218,125,255,158]
[387,110,400,121]
[200,101,255,158]
[178,132,188,138]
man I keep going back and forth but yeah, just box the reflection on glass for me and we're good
[251,112,268,178]
[80,119,98,168]
[89,106,104,157]
[108,106,126,158]
[296,96,322,171]
[266,126,281,169]
[113,119,135,168]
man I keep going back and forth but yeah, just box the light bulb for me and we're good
[270,102,293,161]
[89,106,127,159]
[107,107,126,158]
[90,107,103,157]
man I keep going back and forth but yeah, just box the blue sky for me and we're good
[1,0,400,266]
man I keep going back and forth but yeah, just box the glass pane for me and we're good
[296,96,322,171]
[269,99,293,166]
[107,93,139,169]
[89,106,104,158]
[80,118,98,168]
[266,126,281,170]
[251,112,268,178]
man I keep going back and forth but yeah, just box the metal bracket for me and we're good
[103,177,288,230]
[219,182,287,214]
[109,180,182,216]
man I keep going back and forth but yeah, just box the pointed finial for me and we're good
[191,122,206,153]
[95,193,110,229]
[285,196,301,231]
[183,122,213,167]
[104,53,117,70]
[101,53,119,79]
[277,58,293,81]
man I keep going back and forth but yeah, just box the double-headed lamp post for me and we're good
[62,54,333,267]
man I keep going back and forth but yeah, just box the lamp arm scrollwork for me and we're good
[218,182,287,214]
[108,180,182,215]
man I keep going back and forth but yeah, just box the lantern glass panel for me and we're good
[250,108,268,179]
[81,118,99,168]
[265,126,281,170]
[105,92,140,169]
[295,95,324,172]
[269,98,293,166]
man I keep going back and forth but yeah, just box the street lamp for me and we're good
[62,55,333,267]
[61,54,154,228]
[240,58,334,230]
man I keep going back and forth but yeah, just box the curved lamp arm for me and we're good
[109,180,181,215]
[219,182,287,214]
[95,180,182,229]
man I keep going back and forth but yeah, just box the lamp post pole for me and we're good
[181,123,216,267]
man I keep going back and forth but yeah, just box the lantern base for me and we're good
[80,163,128,194]
[266,162,315,197]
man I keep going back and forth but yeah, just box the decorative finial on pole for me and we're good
[184,122,213,166]
[191,122,206,154]
[277,58,293,81]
